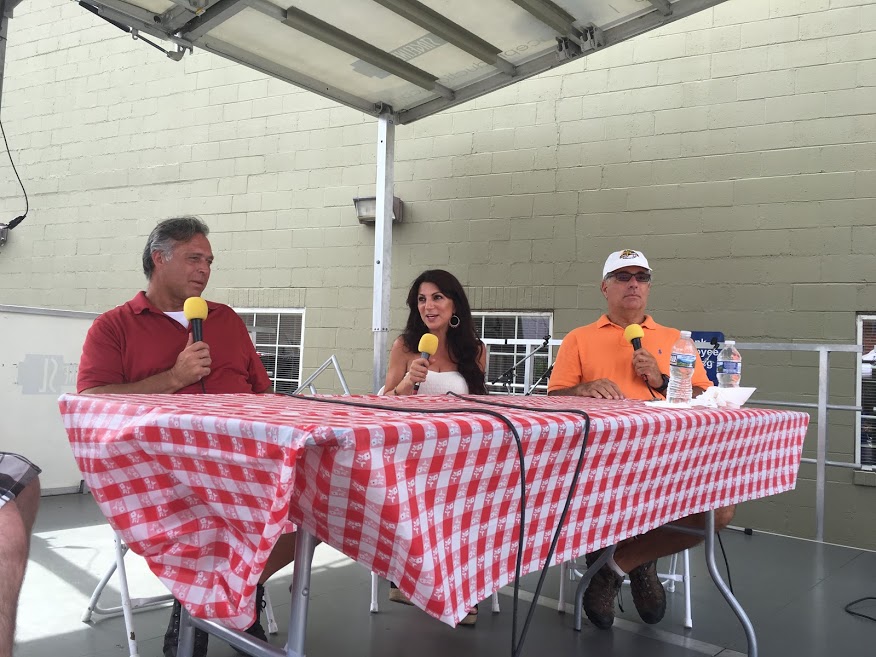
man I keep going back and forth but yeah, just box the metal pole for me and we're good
[0,0,25,112]
[372,113,395,393]
[815,348,829,542]
[0,1,11,115]
[704,512,757,656]
[286,530,318,656]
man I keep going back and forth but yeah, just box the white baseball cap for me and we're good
[602,249,651,278]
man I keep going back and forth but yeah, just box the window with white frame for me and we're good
[858,314,876,468]
[473,311,554,395]
[235,308,305,394]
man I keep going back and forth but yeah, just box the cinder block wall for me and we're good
[2,0,875,547]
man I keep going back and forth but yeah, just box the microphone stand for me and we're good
[526,363,553,396]
[490,335,551,394]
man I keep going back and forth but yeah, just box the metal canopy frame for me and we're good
[64,0,729,125]
[0,0,728,391]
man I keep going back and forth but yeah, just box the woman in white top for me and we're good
[381,269,487,625]
[383,269,486,397]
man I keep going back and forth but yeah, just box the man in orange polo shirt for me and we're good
[549,249,733,630]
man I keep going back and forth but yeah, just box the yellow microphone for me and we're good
[624,323,650,386]
[414,333,439,393]
[183,297,209,343]
[623,323,644,351]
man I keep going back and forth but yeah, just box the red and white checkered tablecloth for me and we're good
[58,392,808,629]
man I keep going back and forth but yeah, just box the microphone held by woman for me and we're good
[413,333,439,392]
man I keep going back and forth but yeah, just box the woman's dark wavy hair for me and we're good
[401,269,486,395]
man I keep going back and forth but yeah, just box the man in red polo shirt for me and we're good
[78,216,292,657]
[549,249,733,631]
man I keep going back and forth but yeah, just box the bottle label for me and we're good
[717,361,741,375]
[670,353,696,368]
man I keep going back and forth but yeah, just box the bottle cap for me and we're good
[725,340,735,346]
[680,330,691,338]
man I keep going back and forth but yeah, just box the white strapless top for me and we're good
[417,370,469,395]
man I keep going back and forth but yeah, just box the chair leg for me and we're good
[666,552,678,593]
[682,548,693,629]
[113,533,140,657]
[557,561,567,613]
[491,591,500,613]
[82,531,173,657]
[370,572,379,613]
[82,546,122,623]
[263,586,279,635]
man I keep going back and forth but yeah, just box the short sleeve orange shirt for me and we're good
[547,315,712,400]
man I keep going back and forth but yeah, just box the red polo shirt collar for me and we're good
[129,291,221,315]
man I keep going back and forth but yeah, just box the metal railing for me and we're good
[481,336,863,544]
[734,342,862,543]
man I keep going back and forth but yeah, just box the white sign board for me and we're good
[0,306,97,492]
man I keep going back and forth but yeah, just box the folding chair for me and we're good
[557,548,693,629]
[83,531,279,657]
[82,531,173,657]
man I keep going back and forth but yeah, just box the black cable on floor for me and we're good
[844,597,876,622]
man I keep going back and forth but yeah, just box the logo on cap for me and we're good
[619,249,640,259]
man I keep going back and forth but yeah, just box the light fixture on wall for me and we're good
[353,196,404,225]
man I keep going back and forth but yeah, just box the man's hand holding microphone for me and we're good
[624,324,664,390]
[170,297,211,391]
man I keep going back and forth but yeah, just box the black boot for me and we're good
[163,599,209,657]
[244,584,267,642]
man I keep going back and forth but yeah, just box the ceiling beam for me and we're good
[84,0,162,27]
[179,0,249,40]
[198,35,381,116]
[80,0,193,47]
[510,0,578,37]
[648,0,673,16]
[372,0,515,76]
[279,5,453,99]
[400,0,727,123]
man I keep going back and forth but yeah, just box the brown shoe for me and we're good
[458,603,478,626]
[628,560,666,624]
[388,582,414,605]
[582,557,623,630]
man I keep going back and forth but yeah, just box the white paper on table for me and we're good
[644,387,757,410]
[643,400,692,409]
[689,386,756,409]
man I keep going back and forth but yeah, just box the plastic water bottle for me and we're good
[717,340,742,388]
[667,330,697,404]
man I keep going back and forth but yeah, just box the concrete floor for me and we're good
[15,493,876,657]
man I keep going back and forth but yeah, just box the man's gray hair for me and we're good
[142,216,210,279]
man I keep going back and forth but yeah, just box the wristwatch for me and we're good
[654,374,670,393]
